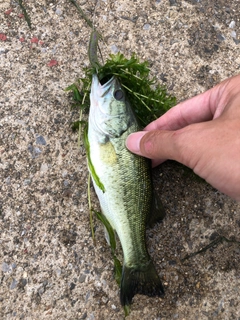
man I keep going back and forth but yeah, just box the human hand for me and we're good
[126,74,240,201]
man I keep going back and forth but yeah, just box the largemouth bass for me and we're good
[87,73,165,307]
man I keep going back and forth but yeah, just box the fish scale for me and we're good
[87,73,165,307]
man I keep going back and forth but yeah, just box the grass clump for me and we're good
[66,52,176,129]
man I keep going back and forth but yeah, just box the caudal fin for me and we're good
[120,261,164,307]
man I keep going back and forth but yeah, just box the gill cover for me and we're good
[89,74,133,140]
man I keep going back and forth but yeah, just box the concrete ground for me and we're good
[0,0,240,319]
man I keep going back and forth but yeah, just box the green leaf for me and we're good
[65,83,83,102]
[113,256,122,286]
[88,31,102,69]
[68,0,94,30]
[93,209,122,289]
[66,78,91,112]
[124,305,130,317]
[17,0,31,29]
[92,209,122,286]
[71,120,87,132]
[93,209,116,252]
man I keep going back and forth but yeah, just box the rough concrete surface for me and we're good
[0,0,240,319]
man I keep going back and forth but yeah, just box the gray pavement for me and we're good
[0,1,239,319]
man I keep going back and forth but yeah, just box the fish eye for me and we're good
[114,89,124,101]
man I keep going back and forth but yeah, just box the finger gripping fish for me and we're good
[87,73,165,307]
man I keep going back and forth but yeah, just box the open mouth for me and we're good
[99,74,114,86]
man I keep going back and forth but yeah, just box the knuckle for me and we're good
[140,131,159,158]
[171,127,194,165]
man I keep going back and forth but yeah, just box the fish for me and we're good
[87,73,165,307]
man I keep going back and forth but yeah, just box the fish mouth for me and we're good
[92,73,115,86]
[99,74,114,86]
[92,73,119,98]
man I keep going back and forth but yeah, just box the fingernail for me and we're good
[126,131,146,154]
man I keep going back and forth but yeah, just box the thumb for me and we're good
[126,130,180,165]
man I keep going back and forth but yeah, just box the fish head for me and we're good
[89,74,134,140]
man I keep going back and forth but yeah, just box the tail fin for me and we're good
[120,261,164,307]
